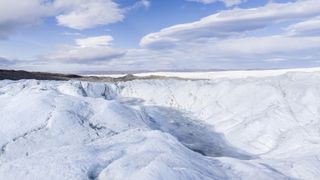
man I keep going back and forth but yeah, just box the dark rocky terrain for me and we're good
[0,69,82,81]
[0,69,184,82]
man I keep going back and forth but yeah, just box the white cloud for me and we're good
[141,0,151,8]
[0,0,128,37]
[137,0,151,9]
[0,0,52,23]
[75,36,114,48]
[188,0,245,7]
[188,0,216,4]
[44,36,126,63]
[223,0,245,7]
[286,16,320,36]
[0,0,53,38]
[77,35,320,71]
[13,34,320,72]
[133,0,320,71]
[54,0,124,30]
[91,32,319,71]
[141,0,320,48]
[4,0,320,72]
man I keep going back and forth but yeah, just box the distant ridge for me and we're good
[0,69,186,82]
[0,69,82,81]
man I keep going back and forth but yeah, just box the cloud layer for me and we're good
[140,0,320,48]
[188,0,245,7]
[3,0,320,72]
[287,16,320,36]
[44,36,126,63]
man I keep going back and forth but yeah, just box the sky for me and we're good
[1,0,320,73]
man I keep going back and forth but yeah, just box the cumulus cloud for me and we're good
[54,0,124,30]
[44,36,126,63]
[0,0,53,38]
[0,0,138,38]
[286,16,320,36]
[141,0,320,48]
[188,0,245,7]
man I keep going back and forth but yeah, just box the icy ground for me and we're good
[1,70,320,179]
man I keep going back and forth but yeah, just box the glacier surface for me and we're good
[1,70,320,179]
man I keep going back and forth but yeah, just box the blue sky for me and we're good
[0,0,320,72]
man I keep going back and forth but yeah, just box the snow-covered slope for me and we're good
[91,67,320,79]
[1,70,320,179]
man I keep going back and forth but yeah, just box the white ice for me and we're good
[1,69,320,179]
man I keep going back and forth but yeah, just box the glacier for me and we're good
[1,70,320,179]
